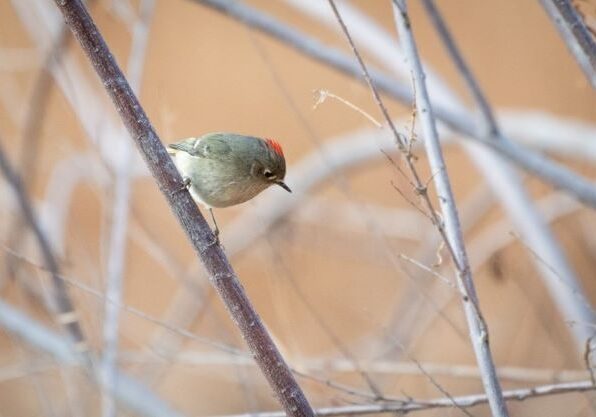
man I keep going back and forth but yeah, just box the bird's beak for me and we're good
[276,181,292,193]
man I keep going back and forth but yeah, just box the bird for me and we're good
[167,132,291,238]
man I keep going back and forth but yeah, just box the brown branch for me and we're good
[50,1,313,416]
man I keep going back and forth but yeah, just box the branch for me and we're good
[421,0,595,350]
[217,379,595,417]
[51,1,314,416]
[539,0,596,87]
[4,17,72,281]
[390,1,508,415]
[420,0,498,136]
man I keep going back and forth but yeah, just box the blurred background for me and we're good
[1,0,596,416]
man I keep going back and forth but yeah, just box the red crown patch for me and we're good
[266,138,284,157]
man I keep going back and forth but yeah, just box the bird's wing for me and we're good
[168,133,233,160]
[168,137,198,155]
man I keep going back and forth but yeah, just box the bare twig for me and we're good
[0,138,89,362]
[312,89,382,127]
[390,1,508,415]
[4,23,72,281]
[325,0,507,414]
[539,0,596,87]
[51,2,314,416]
[2,245,246,356]
[420,0,498,136]
[216,379,596,417]
[421,0,595,350]
[398,253,456,290]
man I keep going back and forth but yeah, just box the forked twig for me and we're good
[326,0,509,415]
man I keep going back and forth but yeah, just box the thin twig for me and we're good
[313,89,382,127]
[386,2,508,416]
[420,0,498,137]
[327,0,506,414]
[4,22,71,281]
[421,0,595,350]
[51,2,314,416]
[216,379,596,417]
[2,245,246,356]
[0,137,90,362]
[397,253,456,290]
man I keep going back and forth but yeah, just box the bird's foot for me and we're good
[213,228,220,246]
[171,177,191,197]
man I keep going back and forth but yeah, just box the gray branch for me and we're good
[421,0,595,350]
[391,1,509,415]
[539,0,596,87]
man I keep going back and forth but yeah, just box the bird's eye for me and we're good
[263,170,275,179]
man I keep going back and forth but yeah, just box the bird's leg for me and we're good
[171,177,191,196]
[209,208,221,244]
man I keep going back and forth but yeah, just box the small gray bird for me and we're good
[168,132,291,236]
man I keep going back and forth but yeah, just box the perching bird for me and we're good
[168,132,291,237]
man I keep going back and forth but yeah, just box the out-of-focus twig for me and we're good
[51,2,314,416]
[420,0,497,136]
[2,245,245,356]
[4,23,72,282]
[100,1,156,416]
[421,0,595,350]
[539,0,596,87]
[0,137,89,363]
[0,299,185,417]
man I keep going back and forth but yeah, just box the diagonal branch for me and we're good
[50,1,314,417]
[538,0,596,88]
[421,0,595,351]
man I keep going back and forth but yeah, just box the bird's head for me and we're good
[254,138,291,193]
